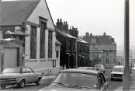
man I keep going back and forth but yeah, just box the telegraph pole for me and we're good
[0,0,1,26]
[123,0,130,90]
[76,39,78,68]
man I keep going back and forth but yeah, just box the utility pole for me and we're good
[76,39,78,68]
[123,0,130,90]
[0,0,1,26]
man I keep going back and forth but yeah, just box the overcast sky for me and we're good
[46,0,135,50]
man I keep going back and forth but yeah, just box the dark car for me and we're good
[39,69,108,91]
[0,67,43,89]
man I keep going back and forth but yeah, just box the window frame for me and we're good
[30,25,37,59]
[39,16,48,58]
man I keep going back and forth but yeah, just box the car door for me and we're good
[25,67,38,83]
[22,67,34,83]
[27,67,39,82]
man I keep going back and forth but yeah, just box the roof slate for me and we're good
[0,0,39,25]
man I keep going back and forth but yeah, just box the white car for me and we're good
[0,67,43,89]
[111,65,124,80]
[39,69,108,91]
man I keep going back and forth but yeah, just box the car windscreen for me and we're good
[2,68,20,73]
[113,67,123,72]
[52,72,98,89]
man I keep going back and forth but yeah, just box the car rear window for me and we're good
[113,67,123,72]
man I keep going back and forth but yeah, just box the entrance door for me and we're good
[3,48,18,68]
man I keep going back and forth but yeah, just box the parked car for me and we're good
[111,65,124,81]
[0,67,43,89]
[39,68,108,91]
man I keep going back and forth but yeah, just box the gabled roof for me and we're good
[0,0,39,25]
[44,0,55,29]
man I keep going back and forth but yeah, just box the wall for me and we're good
[25,60,60,75]
[24,0,59,74]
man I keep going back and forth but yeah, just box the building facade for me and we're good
[77,38,89,67]
[0,0,60,73]
[56,19,89,68]
[83,32,117,65]
[56,29,76,68]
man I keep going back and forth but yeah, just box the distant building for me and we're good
[83,32,117,65]
[0,0,60,74]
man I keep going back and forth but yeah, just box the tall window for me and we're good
[30,25,37,59]
[48,31,52,58]
[40,18,47,58]
[56,51,59,58]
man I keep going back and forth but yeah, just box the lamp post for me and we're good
[123,0,130,90]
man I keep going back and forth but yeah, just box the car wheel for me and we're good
[35,77,41,85]
[1,84,6,89]
[18,80,25,88]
